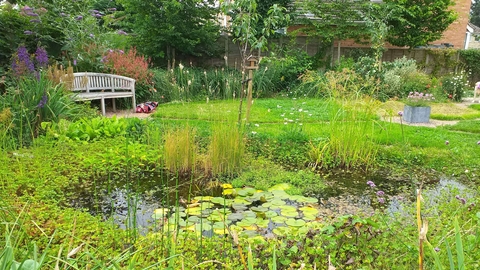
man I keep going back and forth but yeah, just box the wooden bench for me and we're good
[71,72,136,115]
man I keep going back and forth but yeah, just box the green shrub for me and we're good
[441,70,469,102]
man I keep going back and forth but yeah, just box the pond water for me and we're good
[67,170,475,234]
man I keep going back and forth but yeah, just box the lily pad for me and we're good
[187,216,201,223]
[211,197,229,205]
[281,210,298,218]
[195,223,212,232]
[265,211,278,218]
[273,226,291,237]
[231,203,248,211]
[299,206,319,215]
[278,205,296,212]
[295,196,318,204]
[152,208,170,219]
[239,230,258,238]
[251,206,268,213]
[236,217,257,227]
[256,219,270,228]
[227,213,244,221]
[271,216,287,223]
[242,211,257,218]
[286,219,306,227]
[270,190,290,199]
[302,214,317,221]
[237,188,256,197]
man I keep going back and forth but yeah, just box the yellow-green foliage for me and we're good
[205,122,244,176]
[164,126,196,173]
[46,63,74,89]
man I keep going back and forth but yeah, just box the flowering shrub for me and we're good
[103,47,152,85]
[404,92,435,107]
[441,71,469,102]
[10,46,48,78]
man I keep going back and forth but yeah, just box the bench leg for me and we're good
[101,97,106,116]
[132,95,136,114]
[112,99,116,112]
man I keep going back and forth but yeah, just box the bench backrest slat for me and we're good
[71,73,135,93]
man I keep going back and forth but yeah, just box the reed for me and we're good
[205,122,244,176]
[164,126,197,173]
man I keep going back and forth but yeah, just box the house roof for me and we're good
[468,22,480,34]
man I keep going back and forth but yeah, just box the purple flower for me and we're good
[73,59,77,66]
[460,198,466,205]
[455,195,460,200]
[397,111,403,116]
[12,46,35,76]
[75,15,83,20]
[30,19,41,23]
[35,47,48,68]
[445,140,449,145]
[118,50,124,54]
[434,247,440,252]
[91,9,99,13]
[376,190,385,197]
[477,141,480,145]
[60,12,67,17]
[36,92,48,108]
[24,30,34,35]
[94,14,103,18]
[366,180,376,188]
[26,12,39,17]
[378,197,385,204]
[108,7,117,11]
[89,33,95,38]
[22,6,34,11]
[117,30,128,35]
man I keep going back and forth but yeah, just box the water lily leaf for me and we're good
[222,183,233,189]
[251,206,268,213]
[299,206,319,215]
[232,198,252,205]
[271,216,287,223]
[286,219,306,227]
[227,213,244,221]
[172,207,186,213]
[270,199,287,206]
[281,210,298,218]
[265,211,278,218]
[237,188,256,197]
[186,207,202,216]
[302,214,317,221]
[232,203,248,211]
[278,205,296,212]
[213,221,230,229]
[222,188,236,196]
[195,223,212,232]
[168,217,186,227]
[256,219,270,228]
[268,183,291,191]
[270,190,289,199]
[295,196,318,204]
[239,230,258,238]
[194,196,213,202]
[201,209,213,216]
[211,197,228,205]
[243,211,257,218]
[187,216,201,223]
[200,202,214,209]
[273,226,291,236]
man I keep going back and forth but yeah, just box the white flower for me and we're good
[251,131,257,135]
[254,124,259,127]
[277,105,282,108]
[179,63,184,70]
[299,109,303,112]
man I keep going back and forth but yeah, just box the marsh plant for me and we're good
[310,97,380,170]
[164,126,197,173]
[205,122,244,176]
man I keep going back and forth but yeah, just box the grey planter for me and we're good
[403,105,431,123]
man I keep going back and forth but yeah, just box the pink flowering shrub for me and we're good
[103,47,152,85]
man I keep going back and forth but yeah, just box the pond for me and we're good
[66,170,475,235]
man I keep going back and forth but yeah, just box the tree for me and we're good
[118,0,221,68]
[385,0,457,48]
[471,0,480,26]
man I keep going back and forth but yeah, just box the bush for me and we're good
[441,70,469,102]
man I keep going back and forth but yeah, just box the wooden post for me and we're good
[245,56,258,123]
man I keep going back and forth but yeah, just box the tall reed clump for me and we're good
[308,70,382,170]
[164,126,197,173]
[205,122,244,176]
